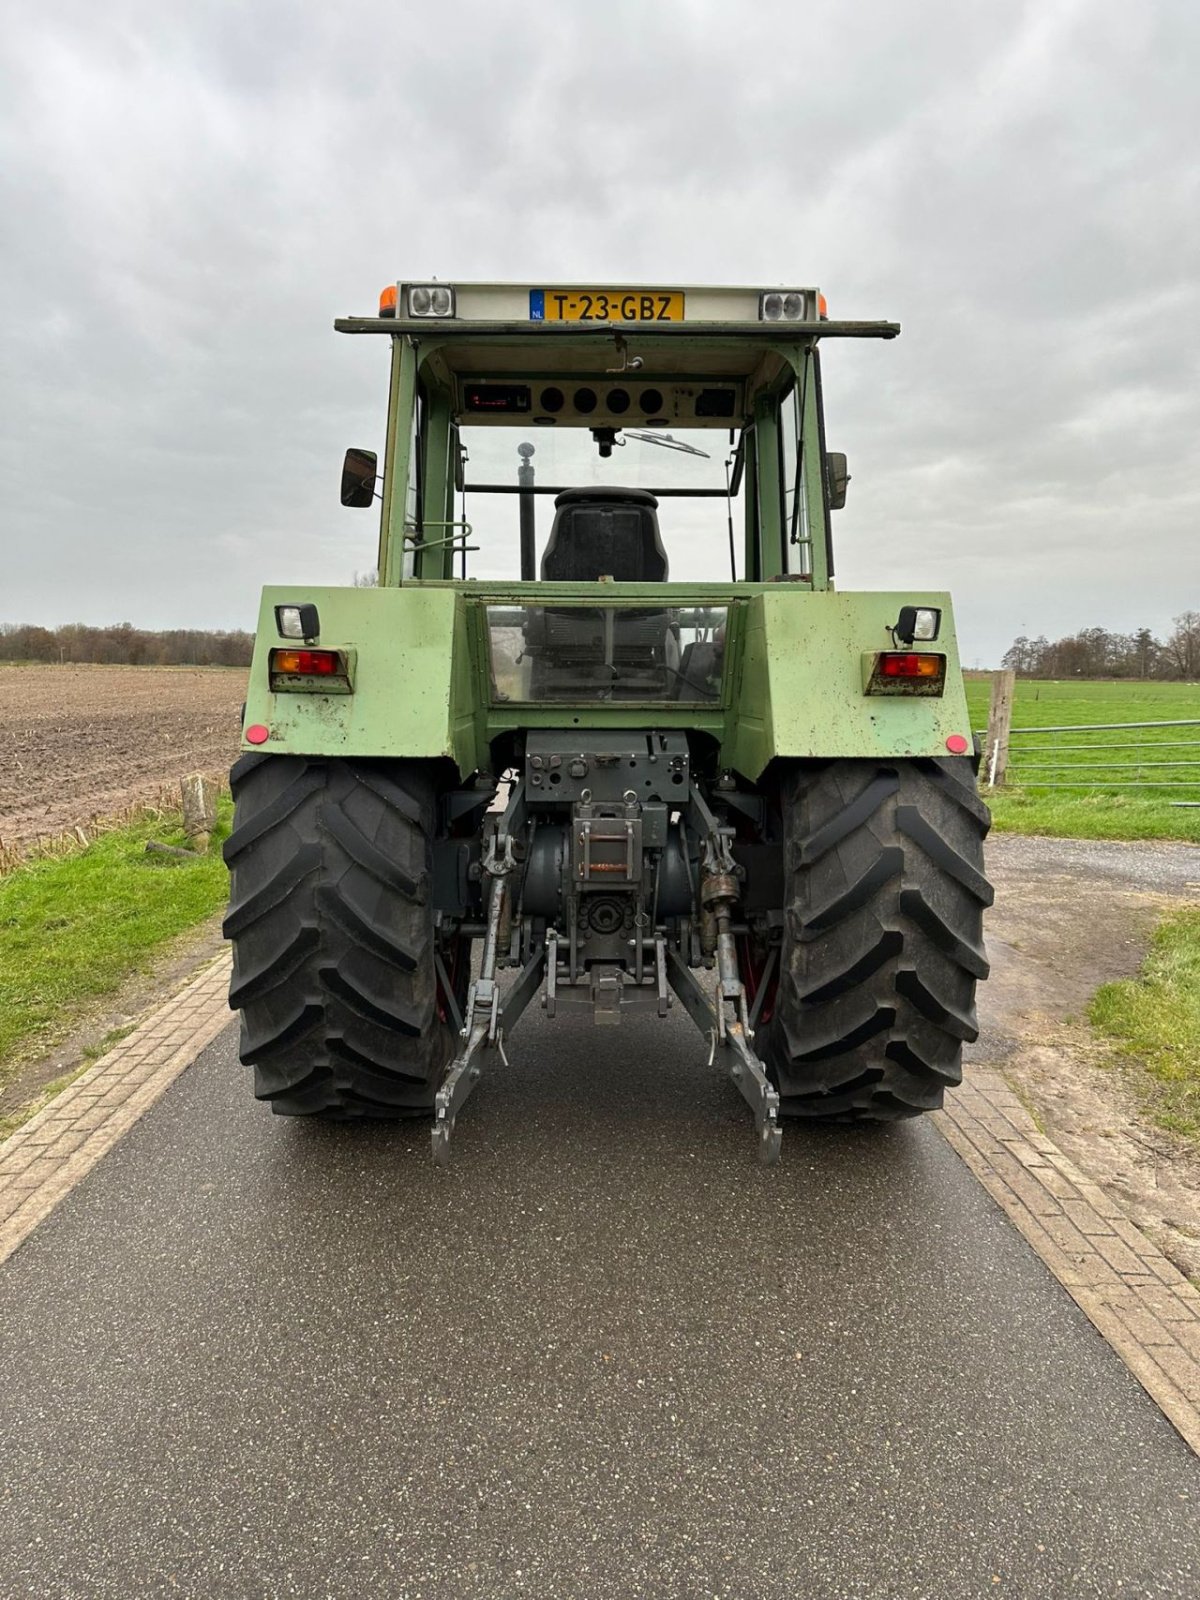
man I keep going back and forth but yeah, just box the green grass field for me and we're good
[963,679,1200,841]
[1090,908,1200,1143]
[0,801,232,1100]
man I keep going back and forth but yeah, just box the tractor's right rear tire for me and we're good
[223,754,457,1119]
[761,757,993,1122]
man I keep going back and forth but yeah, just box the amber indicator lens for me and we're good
[270,649,340,676]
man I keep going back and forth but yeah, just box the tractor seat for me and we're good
[540,488,668,583]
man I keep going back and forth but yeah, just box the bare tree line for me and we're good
[5,610,1196,680]
[0,622,253,668]
[1002,612,1200,680]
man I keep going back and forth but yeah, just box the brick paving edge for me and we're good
[0,950,233,1266]
[934,1069,1200,1457]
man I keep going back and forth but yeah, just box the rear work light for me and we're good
[275,602,321,641]
[863,652,946,696]
[759,289,813,322]
[893,605,942,643]
[268,647,355,694]
[404,283,456,318]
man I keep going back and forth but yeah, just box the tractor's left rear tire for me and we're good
[223,753,458,1119]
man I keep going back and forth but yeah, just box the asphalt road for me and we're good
[3,983,1199,1597]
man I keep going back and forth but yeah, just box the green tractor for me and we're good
[224,281,992,1165]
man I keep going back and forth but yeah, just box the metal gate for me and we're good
[981,717,1200,801]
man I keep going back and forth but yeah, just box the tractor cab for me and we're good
[336,280,875,592]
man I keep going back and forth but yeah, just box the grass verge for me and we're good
[1089,908,1200,1142]
[0,799,231,1090]
[986,790,1200,843]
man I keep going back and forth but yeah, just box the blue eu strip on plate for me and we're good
[529,290,545,321]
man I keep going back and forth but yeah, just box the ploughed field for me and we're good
[0,665,245,851]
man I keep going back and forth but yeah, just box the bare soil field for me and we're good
[0,664,245,851]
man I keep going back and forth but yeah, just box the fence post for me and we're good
[985,670,1015,788]
[181,773,217,852]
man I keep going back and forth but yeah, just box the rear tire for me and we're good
[761,757,992,1122]
[223,754,457,1118]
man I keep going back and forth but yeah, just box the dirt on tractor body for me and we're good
[0,664,244,852]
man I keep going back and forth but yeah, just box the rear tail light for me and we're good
[880,652,943,679]
[269,647,354,693]
[272,649,338,675]
[863,652,946,696]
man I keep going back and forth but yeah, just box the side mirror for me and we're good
[341,448,378,508]
[826,451,850,511]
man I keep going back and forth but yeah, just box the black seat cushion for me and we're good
[540,488,668,583]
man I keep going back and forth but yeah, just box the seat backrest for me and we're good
[540,488,668,583]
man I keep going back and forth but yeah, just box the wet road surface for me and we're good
[2,977,1199,1599]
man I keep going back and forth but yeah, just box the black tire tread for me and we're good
[223,756,452,1118]
[763,757,991,1122]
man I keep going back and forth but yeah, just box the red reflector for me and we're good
[879,652,942,679]
[272,648,340,675]
[245,724,270,745]
[946,734,970,754]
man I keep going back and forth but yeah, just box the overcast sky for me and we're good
[2,0,1197,665]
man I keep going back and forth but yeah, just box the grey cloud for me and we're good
[1,0,1197,663]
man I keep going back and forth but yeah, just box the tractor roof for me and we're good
[335,283,900,431]
[335,280,899,344]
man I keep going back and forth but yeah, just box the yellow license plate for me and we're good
[533,289,685,323]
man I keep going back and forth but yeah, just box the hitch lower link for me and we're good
[430,828,514,1168]
[432,790,782,1169]
[695,795,782,1166]
[704,878,783,1167]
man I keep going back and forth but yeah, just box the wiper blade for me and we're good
[623,431,711,459]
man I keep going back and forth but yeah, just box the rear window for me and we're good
[486,604,729,704]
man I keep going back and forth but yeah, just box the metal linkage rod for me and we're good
[680,786,782,1164]
[431,800,524,1167]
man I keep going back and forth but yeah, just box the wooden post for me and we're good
[985,670,1015,788]
[181,774,217,852]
